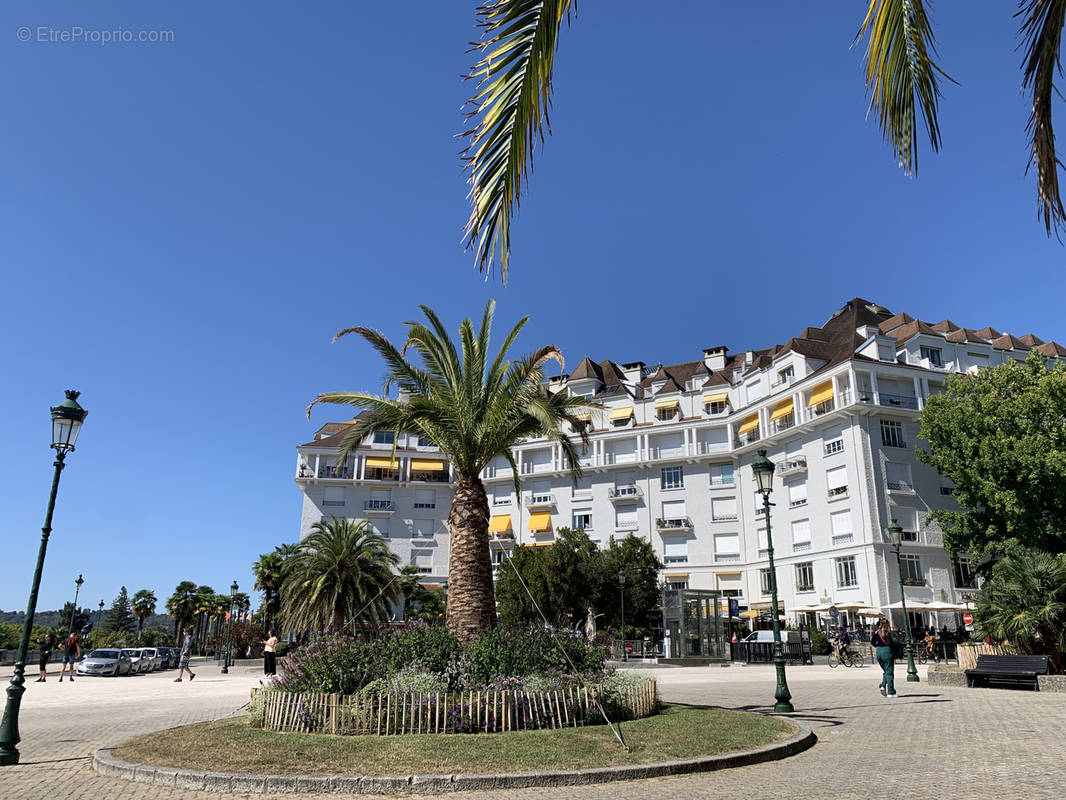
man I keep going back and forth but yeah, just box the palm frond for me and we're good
[855,0,954,176]
[460,0,574,281]
[1017,0,1066,236]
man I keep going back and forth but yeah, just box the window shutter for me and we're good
[791,519,811,544]
[826,465,848,490]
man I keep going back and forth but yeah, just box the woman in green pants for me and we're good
[871,620,897,697]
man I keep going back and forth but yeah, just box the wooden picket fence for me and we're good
[259,678,656,736]
[957,642,1022,671]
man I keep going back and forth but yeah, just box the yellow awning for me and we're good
[716,571,742,577]
[609,407,634,421]
[703,392,728,404]
[737,415,759,434]
[654,400,680,411]
[527,540,555,547]
[527,512,552,532]
[410,459,445,472]
[488,515,512,533]
[664,573,689,579]
[807,381,834,407]
[769,399,794,421]
[365,457,399,469]
[572,413,591,422]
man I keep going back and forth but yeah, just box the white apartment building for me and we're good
[294,298,1066,629]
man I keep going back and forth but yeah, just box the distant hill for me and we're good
[0,610,173,629]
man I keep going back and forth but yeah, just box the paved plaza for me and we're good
[2,660,1064,799]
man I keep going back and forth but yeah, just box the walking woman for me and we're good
[262,629,278,676]
[872,619,897,698]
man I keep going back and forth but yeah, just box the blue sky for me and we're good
[2,2,1064,612]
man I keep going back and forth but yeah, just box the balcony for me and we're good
[778,458,807,478]
[878,392,919,410]
[788,498,808,509]
[318,465,352,479]
[771,374,795,388]
[364,499,395,514]
[827,486,849,499]
[793,542,811,553]
[902,577,927,587]
[526,492,555,509]
[608,485,643,501]
[364,468,400,482]
[810,398,836,416]
[663,556,688,565]
[712,512,738,522]
[615,520,640,531]
[714,553,741,563]
[656,517,693,532]
[734,430,761,448]
[771,414,795,434]
[795,583,815,593]
[886,480,913,492]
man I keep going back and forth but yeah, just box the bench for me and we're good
[965,654,1049,690]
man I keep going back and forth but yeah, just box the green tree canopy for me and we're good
[102,586,136,635]
[131,589,157,639]
[918,350,1066,561]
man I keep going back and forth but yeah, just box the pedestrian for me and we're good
[174,627,196,682]
[872,619,897,698]
[262,629,278,676]
[58,630,81,682]
[35,633,56,682]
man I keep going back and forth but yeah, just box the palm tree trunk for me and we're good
[445,475,497,635]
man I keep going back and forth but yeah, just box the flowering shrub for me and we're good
[463,626,606,688]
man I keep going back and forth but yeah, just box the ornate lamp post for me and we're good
[751,449,794,713]
[222,581,238,674]
[888,520,920,683]
[68,574,84,634]
[97,600,104,626]
[0,390,87,766]
[618,570,627,662]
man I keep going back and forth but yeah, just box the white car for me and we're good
[142,647,162,671]
[121,648,150,673]
[76,649,134,677]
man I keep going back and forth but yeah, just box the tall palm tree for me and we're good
[307,300,594,634]
[253,551,285,633]
[974,549,1066,673]
[165,581,197,644]
[192,585,216,653]
[279,517,399,631]
[131,589,157,642]
[460,1,1066,279]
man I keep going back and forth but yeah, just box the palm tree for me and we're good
[975,549,1066,673]
[131,589,157,642]
[165,581,197,644]
[253,544,298,634]
[307,300,594,634]
[192,585,215,653]
[279,517,399,631]
[459,1,1066,279]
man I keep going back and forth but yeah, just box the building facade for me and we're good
[294,298,1066,629]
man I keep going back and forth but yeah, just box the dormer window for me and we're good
[703,392,728,415]
[651,380,666,394]
[655,400,680,421]
[775,366,794,386]
[920,346,943,367]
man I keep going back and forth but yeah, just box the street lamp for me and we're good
[888,519,920,683]
[751,449,794,713]
[0,390,87,766]
[222,581,238,674]
[97,600,105,627]
[618,570,627,662]
[68,574,84,634]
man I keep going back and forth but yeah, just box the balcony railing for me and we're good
[902,577,927,587]
[771,374,795,388]
[788,498,808,508]
[712,512,738,522]
[365,468,400,482]
[878,392,919,410]
[318,465,352,479]
[714,553,741,562]
[608,485,643,500]
[709,476,735,487]
[526,493,555,508]
[411,471,450,483]
[364,499,395,513]
[656,517,693,531]
[778,458,807,477]
[793,542,811,553]
[827,486,848,498]
[695,440,730,454]
[886,480,913,491]
[734,430,761,448]
[615,520,640,531]
[795,583,815,593]
[810,398,835,416]
[772,414,795,433]
[664,556,688,565]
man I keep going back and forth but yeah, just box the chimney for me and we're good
[857,324,881,340]
[620,361,645,384]
[703,346,727,371]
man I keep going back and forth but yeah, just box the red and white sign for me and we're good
[962,612,974,626]
[624,642,634,653]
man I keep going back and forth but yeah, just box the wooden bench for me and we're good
[965,654,1049,690]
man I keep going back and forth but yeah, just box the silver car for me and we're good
[76,648,133,677]
[142,647,162,671]
[121,648,150,673]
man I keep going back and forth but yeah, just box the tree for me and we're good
[307,300,594,634]
[279,517,399,631]
[396,565,446,623]
[459,2,1066,280]
[253,546,296,634]
[974,549,1066,673]
[102,587,136,636]
[165,581,197,643]
[59,602,91,635]
[918,350,1066,562]
[131,590,157,641]
[192,586,216,652]
[598,534,664,637]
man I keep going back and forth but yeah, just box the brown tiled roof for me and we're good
[945,328,986,344]
[1036,341,1066,357]
[1019,333,1045,347]
[931,320,960,333]
[974,326,1001,340]
[599,360,628,386]
[569,357,602,382]
[638,360,709,390]
[992,333,1030,351]
[879,312,915,335]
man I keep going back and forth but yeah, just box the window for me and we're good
[712,497,738,521]
[881,420,906,448]
[835,556,858,588]
[776,366,795,385]
[825,439,845,456]
[661,466,684,490]
[920,346,943,367]
[753,491,768,516]
[791,519,811,551]
[372,519,390,538]
[417,435,434,447]
[616,507,639,530]
[372,431,395,445]
[827,465,848,498]
[410,549,433,574]
[940,486,955,496]
[885,462,912,491]
[667,579,689,590]
[661,499,686,520]
[413,489,436,509]
[662,536,688,565]
[704,399,728,415]
[656,406,678,421]
[830,509,853,543]
[788,481,807,508]
[572,512,592,531]
[795,562,814,592]
[714,533,740,562]
[323,486,345,507]
[747,381,764,402]
[953,555,977,589]
[366,489,393,510]
[710,463,735,485]
[412,519,436,539]
[899,554,923,584]
[759,568,772,595]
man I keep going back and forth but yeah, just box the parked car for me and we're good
[121,648,149,673]
[142,647,162,672]
[76,648,133,677]
[156,646,176,668]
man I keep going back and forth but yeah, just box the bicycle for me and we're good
[828,647,864,668]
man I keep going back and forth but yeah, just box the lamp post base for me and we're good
[0,679,27,766]
[772,656,794,713]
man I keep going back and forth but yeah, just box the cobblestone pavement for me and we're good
[3,661,1064,799]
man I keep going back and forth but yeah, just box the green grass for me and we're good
[114,705,793,775]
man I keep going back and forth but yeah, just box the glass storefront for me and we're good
[662,588,729,660]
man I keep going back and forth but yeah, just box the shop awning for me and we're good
[365,457,399,469]
[807,381,834,407]
[527,512,552,532]
[654,400,680,412]
[411,459,445,472]
[703,392,728,404]
[609,407,634,421]
[769,399,794,421]
[737,415,759,434]
[488,515,512,533]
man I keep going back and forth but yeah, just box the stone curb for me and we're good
[93,718,815,794]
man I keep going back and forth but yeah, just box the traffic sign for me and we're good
[962,612,974,625]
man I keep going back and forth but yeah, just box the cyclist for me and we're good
[836,628,857,661]
[923,630,937,662]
